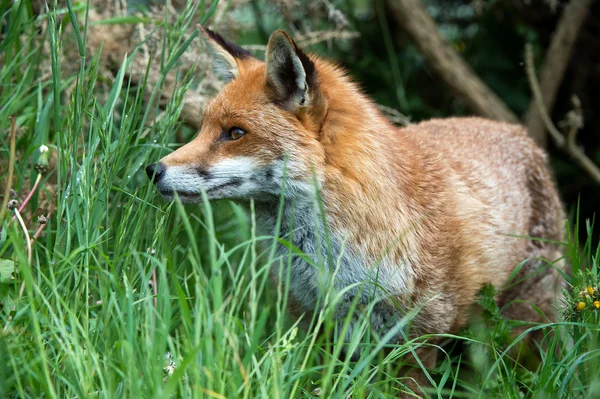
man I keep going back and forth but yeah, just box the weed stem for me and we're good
[18,173,43,214]
[12,208,32,265]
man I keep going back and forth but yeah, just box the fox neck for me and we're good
[253,197,325,305]
[252,191,406,305]
[254,197,324,256]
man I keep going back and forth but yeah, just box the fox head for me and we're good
[146,26,330,203]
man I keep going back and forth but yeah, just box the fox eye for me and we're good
[228,127,245,140]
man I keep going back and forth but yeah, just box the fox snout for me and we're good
[145,162,166,184]
[144,155,297,203]
[144,160,209,202]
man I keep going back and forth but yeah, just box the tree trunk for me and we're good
[385,0,519,125]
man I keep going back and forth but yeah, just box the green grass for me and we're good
[1,1,600,398]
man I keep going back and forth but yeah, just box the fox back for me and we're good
[146,27,564,390]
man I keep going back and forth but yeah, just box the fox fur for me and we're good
[146,26,565,396]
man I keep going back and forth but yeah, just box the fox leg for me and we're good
[397,345,438,399]
[497,245,564,348]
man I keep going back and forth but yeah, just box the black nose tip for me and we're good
[145,162,165,184]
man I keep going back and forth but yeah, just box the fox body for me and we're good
[147,26,564,386]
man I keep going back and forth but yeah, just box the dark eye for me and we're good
[228,127,245,140]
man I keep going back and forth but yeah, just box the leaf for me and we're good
[0,259,15,283]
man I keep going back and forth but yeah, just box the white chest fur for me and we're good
[254,200,413,340]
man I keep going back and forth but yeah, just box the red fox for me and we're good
[146,26,564,395]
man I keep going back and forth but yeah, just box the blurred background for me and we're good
[14,0,600,237]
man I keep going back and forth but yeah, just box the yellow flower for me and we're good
[594,301,600,309]
[577,302,586,311]
[588,286,595,296]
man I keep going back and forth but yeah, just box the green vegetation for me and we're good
[1,1,599,398]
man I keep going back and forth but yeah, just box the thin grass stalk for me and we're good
[0,117,17,220]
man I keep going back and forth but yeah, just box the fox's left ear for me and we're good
[265,30,319,112]
[198,24,256,82]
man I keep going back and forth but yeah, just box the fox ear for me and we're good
[265,30,317,111]
[197,24,255,82]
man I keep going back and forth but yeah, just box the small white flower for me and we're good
[163,352,177,378]
[164,363,176,377]
[39,145,49,154]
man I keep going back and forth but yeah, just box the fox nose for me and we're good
[145,162,166,184]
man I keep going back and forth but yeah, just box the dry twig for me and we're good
[31,196,56,242]
[525,44,600,184]
[525,0,593,148]
[295,30,359,47]
[376,104,411,126]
